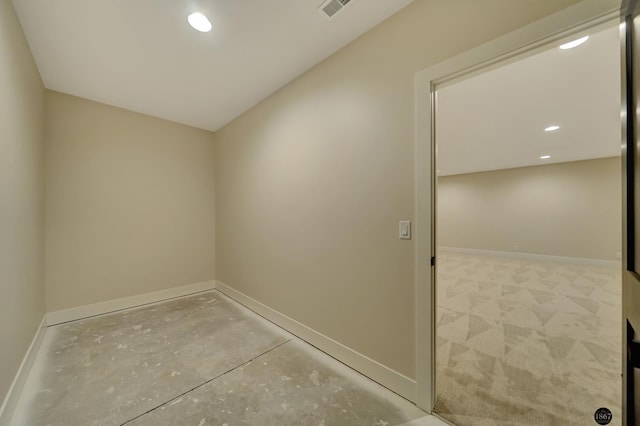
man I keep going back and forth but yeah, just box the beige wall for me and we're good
[0,0,45,404]
[214,0,582,379]
[438,158,621,261]
[45,91,215,312]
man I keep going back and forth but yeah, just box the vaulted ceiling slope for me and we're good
[12,0,413,131]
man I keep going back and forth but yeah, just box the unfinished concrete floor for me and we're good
[11,290,438,426]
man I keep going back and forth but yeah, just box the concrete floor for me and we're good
[11,290,439,426]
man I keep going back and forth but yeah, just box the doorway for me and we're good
[431,24,621,425]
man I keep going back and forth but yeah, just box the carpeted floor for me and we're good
[434,249,621,426]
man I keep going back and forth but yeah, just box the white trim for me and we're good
[414,72,434,409]
[397,415,452,426]
[439,246,621,267]
[414,0,619,412]
[214,280,416,400]
[0,316,47,426]
[46,280,216,325]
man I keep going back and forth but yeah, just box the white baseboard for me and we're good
[438,246,621,267]
[214,280,416,401]
[0,316,47,426]
[2,281,415,424]
[46,280,216,325]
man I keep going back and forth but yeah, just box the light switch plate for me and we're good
[399,221,411,240]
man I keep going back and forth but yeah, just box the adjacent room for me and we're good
[0,0,621,425]
[434,24,622,425]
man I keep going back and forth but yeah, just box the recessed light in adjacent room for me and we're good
[560,36,588,50]
[188,12,212,32]
[545,125,560,132]
[540,155,551,159]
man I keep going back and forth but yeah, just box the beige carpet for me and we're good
[434,250,621,426]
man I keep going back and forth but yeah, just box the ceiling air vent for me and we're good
[320,0,352,19]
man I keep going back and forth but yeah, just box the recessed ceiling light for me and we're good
[545,125,560,132]
[560,36,588,50]
[188,12,212,32]
[540,155,551,159]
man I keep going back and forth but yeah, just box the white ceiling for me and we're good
[437,25,621,176]
[11,0,413,131]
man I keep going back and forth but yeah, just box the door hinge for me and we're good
[430,256,435,266]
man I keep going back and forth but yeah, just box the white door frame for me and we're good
[413,0,619,411]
